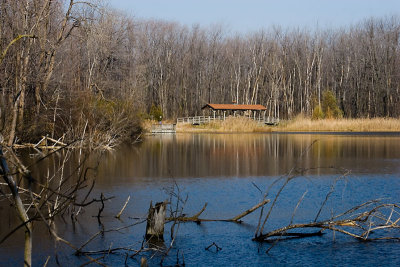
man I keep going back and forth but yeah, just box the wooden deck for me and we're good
[177,116,224,125]
[176,116,279,125]
[151,124,176,134]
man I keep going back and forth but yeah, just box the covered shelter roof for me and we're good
[201,103,267,111]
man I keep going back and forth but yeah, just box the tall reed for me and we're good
[279,117,400,132]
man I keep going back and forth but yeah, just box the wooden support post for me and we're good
[145,201,167,242]
[223,111,226,121]
[213,111,216,120]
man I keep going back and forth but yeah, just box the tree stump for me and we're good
[145,201,167,242]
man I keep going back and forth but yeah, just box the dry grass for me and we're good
[176,116,270,133]
[142,119,156,132]
[145,116,400,133]
[175,116,400,133]
[278,117,400,132]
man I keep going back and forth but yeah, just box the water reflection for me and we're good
[2,133,400,266]
[98,133,400,181]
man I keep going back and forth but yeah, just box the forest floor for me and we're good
[144,116,400,133]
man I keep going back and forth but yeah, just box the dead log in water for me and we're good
[145,201,167,242]
[166,199,270,223]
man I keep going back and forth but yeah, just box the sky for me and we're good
[108,0,400,33]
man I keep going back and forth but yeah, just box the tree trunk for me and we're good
[145,201,167,242]
[0,147,32,266]
[8,95,20,146]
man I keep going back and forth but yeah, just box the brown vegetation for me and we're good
[0,0,142,149]
[175,116,270,133]
[173,116,400,133]
[279,116,400,132]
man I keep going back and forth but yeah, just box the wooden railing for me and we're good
[151,124,176,133]
[176,116,224,124]
[176,116,279,125]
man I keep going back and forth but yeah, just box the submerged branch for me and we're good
[166,199,270,223]
[254,201,400,243]
[115,195,131,219]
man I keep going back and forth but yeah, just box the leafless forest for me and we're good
[1,0,400,145]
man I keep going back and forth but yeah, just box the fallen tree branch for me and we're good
[205,242,222,252]
[254,201,400,242]
[76,220,146,254]
[115,195,131,219]
[232,199,270,222]
[166,199,270,223]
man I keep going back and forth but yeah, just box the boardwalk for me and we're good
[176,116,279,125]
[151,124,176,133]
[177,116,223,125]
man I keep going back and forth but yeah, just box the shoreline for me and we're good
[167,132,400,137]
[145,117,400,134]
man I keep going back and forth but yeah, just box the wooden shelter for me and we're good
[201,103,267,120]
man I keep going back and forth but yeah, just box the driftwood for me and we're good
[251,168,400,246]
[166,199,270,223]
[115,195,131,219]
[254,201,400,243]
[12,135,67,150]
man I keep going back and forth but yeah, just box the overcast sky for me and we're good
[108,0,400,33]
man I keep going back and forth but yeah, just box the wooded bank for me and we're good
[1,0,400,146]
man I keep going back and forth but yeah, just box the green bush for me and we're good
[312,105,324,120]
[149,104,163,121]
[321,91,343,119]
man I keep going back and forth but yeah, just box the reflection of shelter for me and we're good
[201,103,267,120]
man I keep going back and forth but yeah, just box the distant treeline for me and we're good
[1,1,400,144]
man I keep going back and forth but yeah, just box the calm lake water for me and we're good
[1,133,400,266]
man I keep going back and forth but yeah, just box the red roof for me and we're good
[202,103,266,111]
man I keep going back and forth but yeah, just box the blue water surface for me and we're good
[1,133,400,266]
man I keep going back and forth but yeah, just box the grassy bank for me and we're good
[156,116,400,133]
[279,117,400,132]
[176,117,268,133]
